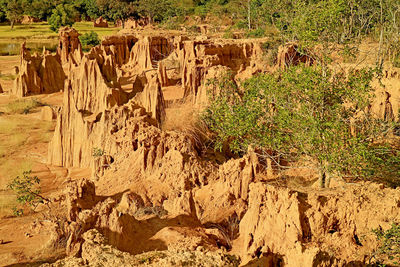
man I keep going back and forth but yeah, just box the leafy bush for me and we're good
[48,4,77,32]
[161,16,185,30]
[7,170,49,214]
[373,223,400,265]
[203,65,400,187]
[245,28,265,38]
[79,31,100,50]
[92,147,105,157]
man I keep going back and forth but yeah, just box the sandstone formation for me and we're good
[40,106,57,121]
[43,229,239,266]
[11,43,65,97]
[370,68,400,121]
[38,29,400,266]
[21,15,41,24]
[0,82,3,93]
[94,16,108,28]
[11,27,85,97]
[53,137,400,266]
[48,34,167,168]
[57,27,83,66]
[238,182,400,265]
[124,18,150,30]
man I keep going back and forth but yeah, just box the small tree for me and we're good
[96,0,137,23]
[48,4,77,32]
[7,170,49,214]
[0,0,23,29]
[138,0,178,23]
[203,66,400,188]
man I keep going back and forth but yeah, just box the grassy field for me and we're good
[0,21,120,40]
[0,22,120,55]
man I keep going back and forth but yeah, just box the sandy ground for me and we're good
[0,56,19,93]
[0,92,90,266]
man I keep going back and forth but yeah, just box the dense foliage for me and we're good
[203,66,400,187]
[79,31,100,49]
[0,0,399,54]
[48,4,77,32]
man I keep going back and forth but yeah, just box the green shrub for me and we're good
[194,5,208,19]
[203,66,400,187]
[245,28,265,38]
[92,147,105,157]
[373,223,400,265]
[7,170,49,214]
[161,16,184,30]
[392,55,400,68]
[79,31,100,50]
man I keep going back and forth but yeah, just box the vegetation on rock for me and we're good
[203,66,400,187]
[373,223,400,265]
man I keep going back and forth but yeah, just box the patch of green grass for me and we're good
[0,158,34,188]
[0,22,119,41]
[0,72,16,80]
[0,117,18,134]
[0,191,17,218]
[6,99,45,114]
[73,22,119,39]
[0,22,57,40]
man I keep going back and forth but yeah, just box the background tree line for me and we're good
[0,0,399,43]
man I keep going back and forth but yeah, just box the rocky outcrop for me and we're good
[101,35,138,67]
[124,18,150,30]
[63,179,219,257]
[42,30,400,267]
[21,15,41,24]
[156,37,270,107]
[94,16,108,28]
[370,68,400,121]
[11,43,65,97]
[54,134,400,266]
[47,36,166,168]
[44,229,239,267]
[0,82,3,93]
[57,27,83,65]
[40,106,57,121]
[237,182,400,266]
[128,36,174,71]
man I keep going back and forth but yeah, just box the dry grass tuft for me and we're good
[162,103,212,153]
